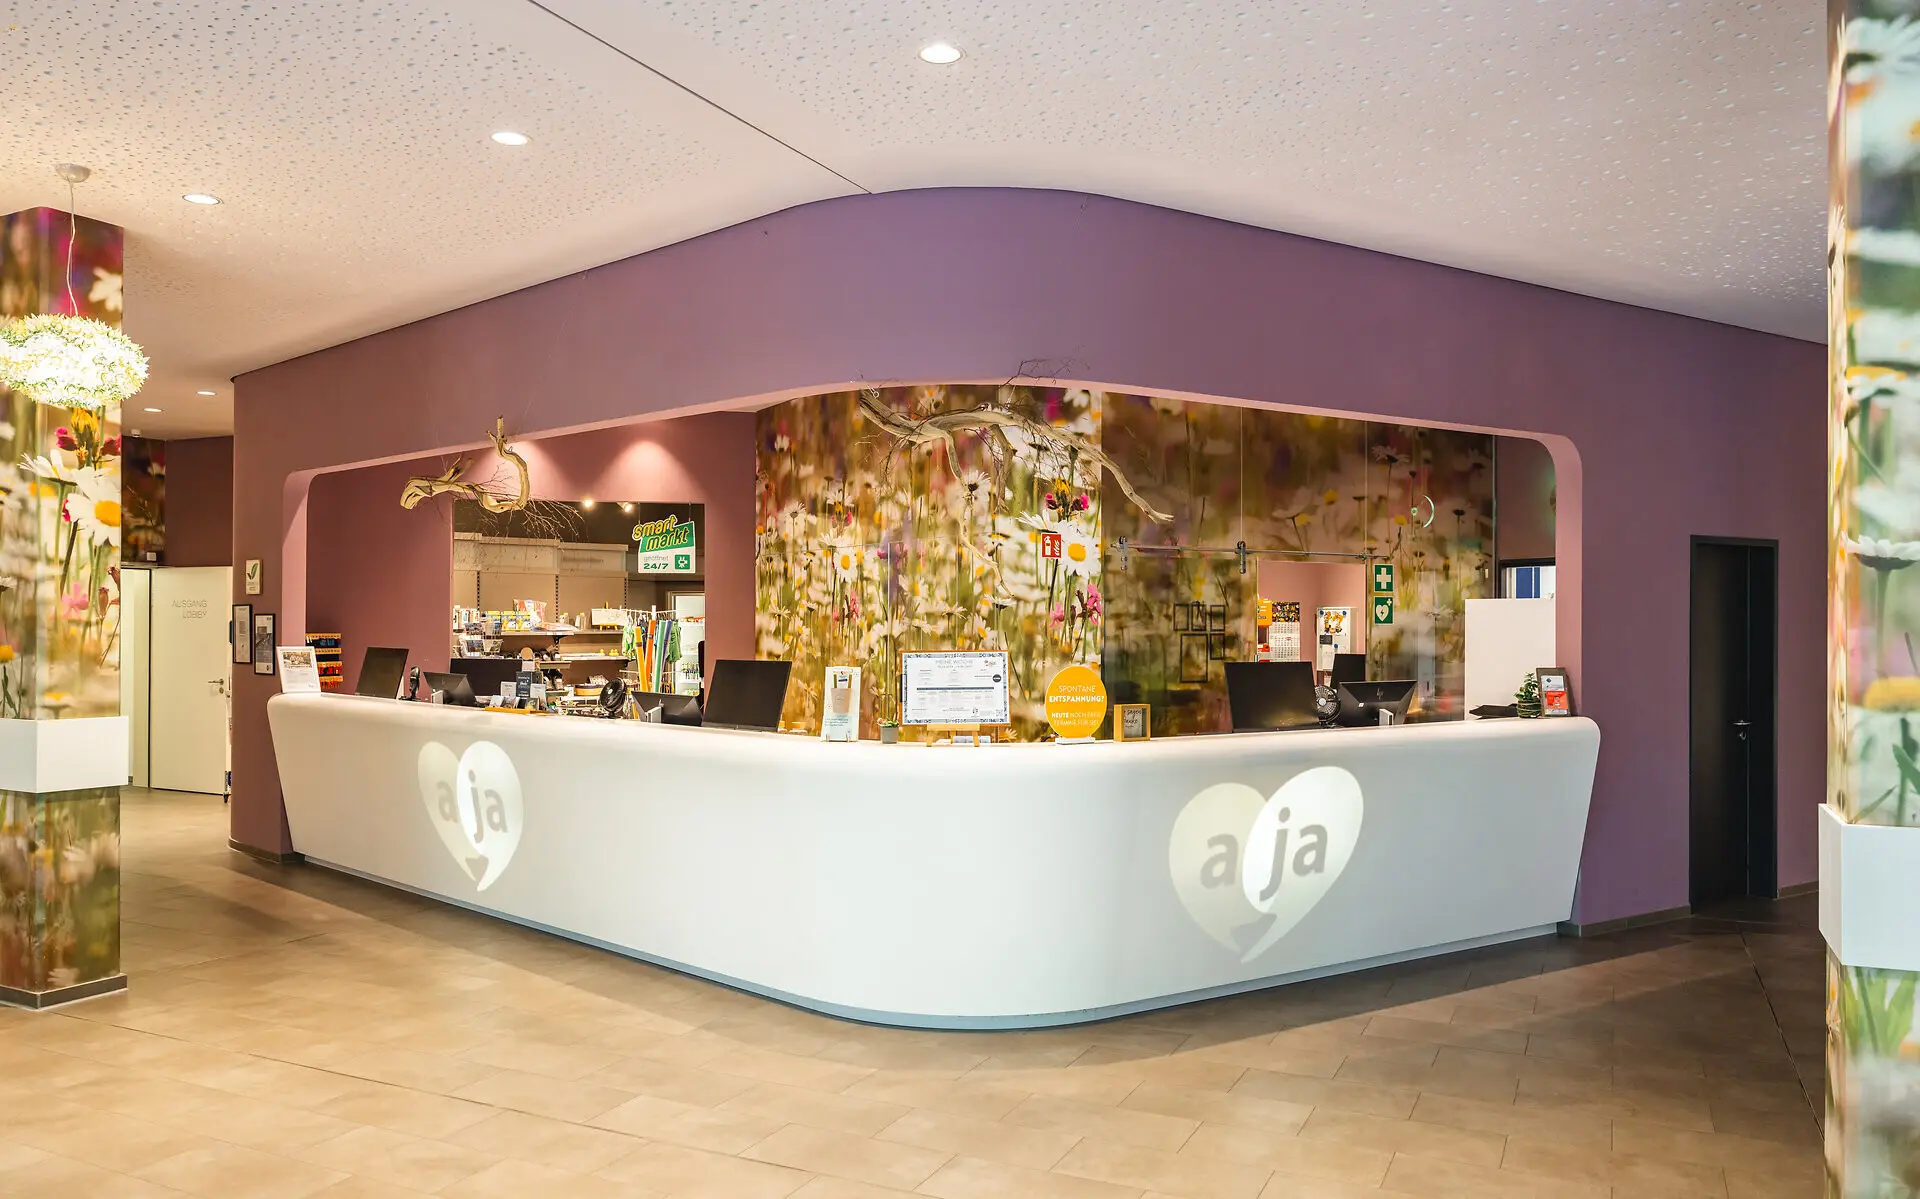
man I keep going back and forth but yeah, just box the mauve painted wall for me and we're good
[163,436,233,568]
[303,416,755,695]
[1496,436,1557,566]
[231,187,1823,925]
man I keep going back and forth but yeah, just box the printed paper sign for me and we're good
[277,647,320,693]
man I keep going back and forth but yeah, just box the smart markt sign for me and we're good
[632,515,697,574]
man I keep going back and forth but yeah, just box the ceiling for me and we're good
[2,1,1823,439]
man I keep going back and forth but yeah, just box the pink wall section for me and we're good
[1257,561,1369,660]
[162,436,234,568]
[231,187,1823,924]
[1496,436,1557,565]
[304,416,756,694]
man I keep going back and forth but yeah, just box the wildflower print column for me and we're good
[0,208,126,1006]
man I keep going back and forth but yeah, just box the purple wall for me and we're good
[162,436,234,568]
[231,187,1823,924]
[303,416,756,695]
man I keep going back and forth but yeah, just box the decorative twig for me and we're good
[400,418,531,513]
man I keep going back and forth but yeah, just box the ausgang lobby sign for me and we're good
[1169,767,1364,963]
[632,515,696,574]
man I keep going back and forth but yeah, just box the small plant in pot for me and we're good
[1515,672,1543,719]
[878,719,900,744]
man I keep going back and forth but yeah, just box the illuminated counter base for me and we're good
[269,695,1599,1029]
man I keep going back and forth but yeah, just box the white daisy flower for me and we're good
[63,467,121,549]
[1057,523,1101,578]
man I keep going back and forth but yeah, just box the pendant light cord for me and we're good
[65,178,78,316]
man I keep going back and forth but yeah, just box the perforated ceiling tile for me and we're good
[622,0,1822,336]
[0,1,1823,436]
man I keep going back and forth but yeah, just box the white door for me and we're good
[149,567,232,794]
[120,567,151,786]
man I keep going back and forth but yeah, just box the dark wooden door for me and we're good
[1689,540,1779,905]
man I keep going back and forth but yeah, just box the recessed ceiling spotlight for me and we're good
[619,502,634,514]
[196,389,215,395]
[919,41,964,64]
[143,407,161,413]
[581,498,595,510]
[130,428,143,436]
[182,193,221,206]
[490,130,531,146]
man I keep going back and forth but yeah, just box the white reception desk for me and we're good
[269,694,1599,1029]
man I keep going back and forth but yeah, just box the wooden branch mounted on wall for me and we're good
[854,389,1174,526]
[400,418,531,513]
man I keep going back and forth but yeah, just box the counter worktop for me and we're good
[269,692,1599,1027]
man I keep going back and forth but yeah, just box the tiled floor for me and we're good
[0,788,1824,1198]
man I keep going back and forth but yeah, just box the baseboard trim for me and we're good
[1557,904,1692,938]
[228,839,304,866]
[0,973,127,1009]
[1777,881,1818,899]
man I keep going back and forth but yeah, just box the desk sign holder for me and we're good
[821,666,861,742]
[1046,664,1108,743]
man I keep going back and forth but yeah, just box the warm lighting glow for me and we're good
[143,406,161,413]
[0,313,149,410]
[182,193,221,206]
[490,130,531,146]
[196,389,215,395]
[581,498,595,510]
[919,42,963,64]
[619,503,634,514]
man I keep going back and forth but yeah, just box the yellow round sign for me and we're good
[1045,664,1109,740]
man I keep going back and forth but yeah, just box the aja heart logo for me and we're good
[1168,767,1364,963]
[416,741,523,891]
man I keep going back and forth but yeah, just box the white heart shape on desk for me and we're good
[416,740,524,892]
[1168,767,1364,963]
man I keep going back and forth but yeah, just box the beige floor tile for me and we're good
[165,1093,363,1155]
[1407,1092,1611,1151]
[137,1142,350,1199]
[1179,1124,1391,1186]
[1255,1175,1389,1199]
[296,1126,498,1193]
[1300,1109,1505,1168]
[591,1092,787,1153]
[596,1140,811,1197]
[1611,1117,1825,1173]
[456,1034,624,1081]
[1379,1153,1607,1199]
[1122,1083,1312,1134]
[309,1082,496,1139]
[876,1107,1079,1170]
[306,1179,439,1199]
[444,1108,642,1173]
[450,1067,635,1122]
[1055,1136,1272,1199]
[441,1157,662,1198]
[1231,1069,1420,1120]
[333,1047,496,1095]
[588,1054,760,1105]
[916,1154,1146,1199]
[1004,1094,1199,1152]
[788,1177,919,1198]
[721,1079,909,1136]
[1499,1137,1726,1198]
[743,1123,951,1190]
[6,1104,216,1174]
[705,1045,876,1092]
[1068,1045,1249,1094]
[1362,1015,1531,1057]
[0,1151,192,1198]
[843,1071,1030,1121]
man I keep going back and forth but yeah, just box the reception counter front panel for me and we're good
[270,694,1599,1028]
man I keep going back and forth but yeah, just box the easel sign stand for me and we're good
[930,723,1002,746]
[1045,664,1109,744]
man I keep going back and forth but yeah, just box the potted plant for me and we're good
[1515,672,1543,719]
[878,719,900,744]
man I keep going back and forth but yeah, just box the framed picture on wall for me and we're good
[252,613,277,676]
[1173,604,1191,632]
[232,604,252,664]
[1207,604,1226,632]
[1207,633,1228,661]
[1536,666,1573,716]
[1179,633,1210,684]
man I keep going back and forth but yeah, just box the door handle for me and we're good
[1731,720,1752,728]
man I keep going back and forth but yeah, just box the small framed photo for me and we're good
[232,604,252,664]
[1179,633,1210,683]
[1190,602,1207,631]
[1536,666,1573,716]
[252,613,277,676]
[1207,604,1226,632]
[1173,604,1191,632]
[1207,633,1228,661]
[1116,703,1151,741]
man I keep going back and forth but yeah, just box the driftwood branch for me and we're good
[400,418,531,513]
[854,389,1173,526]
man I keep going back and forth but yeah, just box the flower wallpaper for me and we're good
[1829,6,1920,1193]
[0,787,120,995]
[755,386,1493,741]
[0,208,125,722]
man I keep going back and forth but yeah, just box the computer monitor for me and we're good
[702,660,792,731]
[448,657,522,701]
[355,647,409,699]
[1330,652,1368,687]
[421,671,476,707]
[632,690,702,726]
[1336,680,1418,727]
[1224,661,1321,732]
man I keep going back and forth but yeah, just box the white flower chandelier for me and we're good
[0,164,148,412]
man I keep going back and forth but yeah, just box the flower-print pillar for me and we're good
[0,208,126,1006]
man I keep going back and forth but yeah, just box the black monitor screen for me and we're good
[702,660,792,731]
[1224,661,1321,732]
[448,657,522,701]
[632,690,702,727]
[1336,680,1418,727]
[421,672,476,707]
[1330,653,1368,687]
[356,647,409,699]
